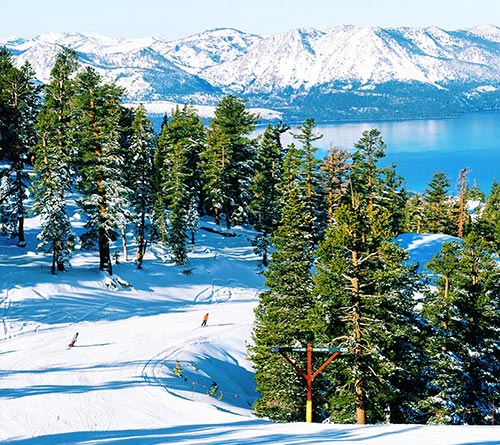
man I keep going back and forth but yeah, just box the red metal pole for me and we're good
[306,343,313,422]
[274,345,344,423]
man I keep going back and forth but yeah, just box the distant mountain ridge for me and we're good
[3,25,499,122]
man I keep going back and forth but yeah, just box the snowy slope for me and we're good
[2,26,499,121]
[0,205,499,443]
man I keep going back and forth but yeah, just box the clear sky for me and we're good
[1,0,498,40]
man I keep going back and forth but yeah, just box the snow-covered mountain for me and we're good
[3,25,499,121]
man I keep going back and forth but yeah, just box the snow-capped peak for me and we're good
[4,25,499,122]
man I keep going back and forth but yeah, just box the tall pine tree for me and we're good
[32,48,79,273]
[72,67,129,274]
[421,171,454,234]
[321,146,350,223]
[250,143,316,422]
[250,192,316,421]
[128,104,157,269]
[249,122,289,266]
[200,95,258,228]
[313,129,425,424]
[292,119,326,241]
[474,180,500,254]
[0,47,41,246]
[422,233,500,424]
[157,105,205,264]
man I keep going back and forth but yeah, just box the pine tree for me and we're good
[166,149,190,265]
[465,180,485,203]
[249,122,289,266]
[292,118,326,240]
[200,95,258,228]
[422,233,500,424]
[158,105,205,265]
[403,193,425,233]
[379,164,408,235]
[250,169,316,421]
[313,129,425,424]
[321,146,350,222]
[128,104,157,269]
[152,113,170,245]
[31,48,79,274]
[0,46,41,246]
[421,171,454,234]
[72,67,129,274]
[473,180,500,254]
[455,168,471,238]
[185,194,200,245]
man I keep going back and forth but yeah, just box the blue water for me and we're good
[275,111,500,194]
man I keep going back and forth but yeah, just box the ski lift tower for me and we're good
[271,343,347,423]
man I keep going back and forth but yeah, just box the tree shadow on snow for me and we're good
[0,420,354,445]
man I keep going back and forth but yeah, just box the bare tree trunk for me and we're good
[120,228,127,262]
[136,212,145,269]
[351,250,366,425]
[99,228,112,275]
[457,168,468,238]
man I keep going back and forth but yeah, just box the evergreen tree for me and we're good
[351,129,407,234]
[72,67,129,274]
[113,105,136,262]
[465,180,485,203]
[422,233,500,424]
[167,148,190,265]
[200,95,258,228]
[185,194,200,246]
[321,146,350,222]
[292,118,326,240]
[250,167,316,421]
[473,181,500,254]
[421,172,453,234]
[455,168,471,238]
[0,47,41,246]
[0,46,13,160]
[313,129,425,424]
[378,164,408,235]
[152,113,170,245]
[249,122,289,266]
[158,105,205,265]
[128,104,157,269]
[403,193,425,233]
[31,48,79,274]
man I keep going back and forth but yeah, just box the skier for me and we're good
[68,332,79,347]
[201,313,209,327]
[209,380,218,397]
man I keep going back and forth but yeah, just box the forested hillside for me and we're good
[1,46,499,425]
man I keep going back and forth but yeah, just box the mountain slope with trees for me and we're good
[1,47,499,426]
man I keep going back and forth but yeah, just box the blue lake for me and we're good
[273,110,500,195]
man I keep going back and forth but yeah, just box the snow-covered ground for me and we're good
[0,209,498,444]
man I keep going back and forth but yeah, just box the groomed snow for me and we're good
[0,207,498,444]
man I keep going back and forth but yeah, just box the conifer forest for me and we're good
[1,47,499,426]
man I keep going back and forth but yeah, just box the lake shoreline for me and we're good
[256,108,500,128]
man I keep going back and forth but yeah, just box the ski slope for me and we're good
[0,212,498,444]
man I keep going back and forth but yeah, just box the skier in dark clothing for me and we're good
[209,380,218,397]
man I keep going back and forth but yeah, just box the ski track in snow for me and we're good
[0,275,255,424]
[194,281,233,304]
[1,291,11,340]
[4,223,498,443]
